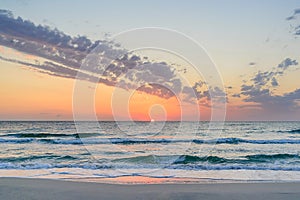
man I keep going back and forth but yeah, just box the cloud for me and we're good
[271,77,279,87]
[277,58,298,70]
[248,62,256,66]
[232,93,241,98]
[286,8,300,21]
[241,87,270,101]
[246,58,298,89]
[240,58,300,112]
[251,71,273,86]
[294,25,300,35]
[286,16,295,21]
[181,80,227,107]
[286,8,300,35]
[0,9,121,74]
[241,85,300,112]
[114,62,182,99]
[0,10,177,98]
[0,9,223,104]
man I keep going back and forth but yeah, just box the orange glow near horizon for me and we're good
[0,61,74,120]
[0,60,218,121]
[128,91,181,121]
[94,83,182,121]
[0,60,225,121]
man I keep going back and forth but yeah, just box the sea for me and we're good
[0,121,300,183]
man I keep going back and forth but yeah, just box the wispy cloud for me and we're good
[286,8,300,35]
[248,62,256,66]
[0,10,181,98]
[0,9,225,104]
[286,8,300,21]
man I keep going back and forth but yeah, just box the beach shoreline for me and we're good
[1,177,300,200]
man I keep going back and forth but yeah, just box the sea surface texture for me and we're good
[0,121,300,182]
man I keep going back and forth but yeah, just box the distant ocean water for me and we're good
[0,121,300,183]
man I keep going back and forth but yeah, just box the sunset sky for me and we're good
[0,0,300,121]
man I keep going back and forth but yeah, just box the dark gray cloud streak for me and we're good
[0,9,181,99]
[0,9,223,103]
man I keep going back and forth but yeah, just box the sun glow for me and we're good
[128,91,181,121]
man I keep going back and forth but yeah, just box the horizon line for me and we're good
[0,120,299,122]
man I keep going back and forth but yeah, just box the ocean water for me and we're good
[0,121,300,183]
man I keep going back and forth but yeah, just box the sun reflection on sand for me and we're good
[78,176,202,184]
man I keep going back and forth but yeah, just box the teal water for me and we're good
[0,121,300,182]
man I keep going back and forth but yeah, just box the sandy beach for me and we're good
[0,178,299,200]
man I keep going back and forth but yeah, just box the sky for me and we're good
[0,0,300,121]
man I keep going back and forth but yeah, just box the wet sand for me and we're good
[0,177,299,200]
